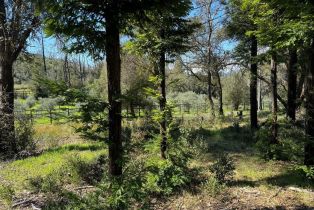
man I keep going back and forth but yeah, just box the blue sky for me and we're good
[27,1,235,64]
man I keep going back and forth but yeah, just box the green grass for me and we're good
[0,142,106,192]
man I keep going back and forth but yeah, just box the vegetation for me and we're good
[0,0,314,209]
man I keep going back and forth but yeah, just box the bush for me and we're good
[143,133,192,195]
[202,176,225,196]
[15,113,36,157]
[73,98,108,141]
[168,91,207,107]
[67,154,107,185]
[25,95,36,108]
[296,165,314,181]
[39,97,64,111]
[210,153,235,183]
[0,183,15,207]
[29,173,63,193]
[144,156,189,195]
[256,121,305,162]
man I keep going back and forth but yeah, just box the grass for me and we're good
[0,142,106,192]
[1,111,314,209]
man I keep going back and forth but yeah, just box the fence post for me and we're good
[67,108,70,116]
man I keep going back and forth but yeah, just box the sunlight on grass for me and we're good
[0,143,106,192]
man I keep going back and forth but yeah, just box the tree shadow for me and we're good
[229,169,314,189]
[46,143,105,153]
[189,125,255,157]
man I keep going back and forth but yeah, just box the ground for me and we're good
[0,112,313,209]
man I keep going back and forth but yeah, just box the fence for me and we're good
[14,103,251,124]
[14,107,80,124]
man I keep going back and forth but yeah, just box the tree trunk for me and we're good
[287,49,298,121]
[0,59,16,153]
[159,49,167,159]
[63,53,69,85]
[41,30,47,76]
[207,71,215,116]
[270,53,278,145]
[304,39,314,166]
[216,71,223,116]
[250,36,258,130]
[258,76,263,111]
[105,4,122,176]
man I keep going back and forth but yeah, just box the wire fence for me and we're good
[13,103,250,124]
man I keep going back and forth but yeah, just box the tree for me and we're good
[244,0,314,163]
[225,0,258,129]
[0,0,39,154]
[184,0,228,116]
[39,0,175,175]
[129,0,197,158]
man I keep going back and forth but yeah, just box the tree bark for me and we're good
[304,39,314,166]
[41,30,47,76]
[287,49,298,121]
[105,3,122,176]
[258,76,263,111]
[159,50,167,159]
[216,71,223,116]
[250,36,258,130]
[270,53,278,145]
[0,59,16,153]
[207,71,215,116]
[0,1,16,153]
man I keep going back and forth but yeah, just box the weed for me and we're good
[67,154,107,185]
[210,153,235,183]
[0,183,15,207]
[202,176,225,196]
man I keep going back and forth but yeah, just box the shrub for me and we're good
[210,153,235,183]
[25,95,36,108]
[0,183,15,207]
[72,98,108,141]
[15,113,36,157]
[67,154,107,185]
[256,121,305,162]
[202,176,225,196]
[143,135,192,195]
[296,165,314,181]
[28,173,63,193]
[39,97,64,111]
[144,157,189,195]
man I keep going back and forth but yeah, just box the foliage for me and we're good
[15,113,36,157]
[296,165,314,182]
[34,78,67,98]
[0,183,15,207]
[168,91,207,107]
[210,153,235,183]
[39,97,64,111]
[222,71,249,110]
[144,155,190,195]
[256,121,305,162]
[67,154,107,185]
[202,176,225,196]
[28,173,63,193]
[73,98,109,141]
[143,126,193,195]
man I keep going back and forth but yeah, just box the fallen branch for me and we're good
[12,198,33,208]
[74,185,95,191]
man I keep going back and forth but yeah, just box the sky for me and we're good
[26,0,236,65]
